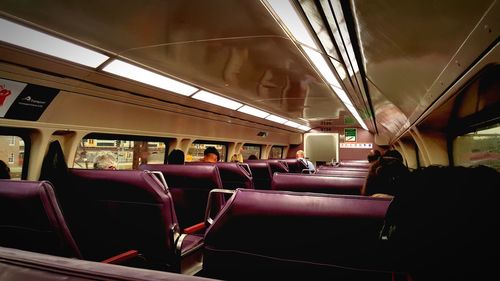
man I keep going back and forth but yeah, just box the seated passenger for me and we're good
[93,152,118,170]
[296,150,315,173]
[361,149,409,197]
[230,153,243,163]
[367,149,381,163]
[202,146,220,163]
[167,149,185,164]
[247,154,258,160]
[0,160,11,179]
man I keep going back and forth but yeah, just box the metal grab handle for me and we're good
[150,171,168,192]
[204,189,236,226]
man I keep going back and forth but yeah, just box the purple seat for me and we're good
[139,164,223,230]
[271,173,364,195]
[0,180,82,258]
[242,161,272,190]
[0,246,218,281]
[187,162,254,190]
[314,168,368,178]
[203,189,392,280]
[281,158,308,173]
[66,169,202,272]
[338,161,371,169]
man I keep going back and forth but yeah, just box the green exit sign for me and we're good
[345,128,357,142]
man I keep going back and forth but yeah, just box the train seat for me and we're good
[187,162,254,190]
[0,246,218,281]
[338,161,371,169]
[203,189,393,280]
[314,167,368,177]
[241,161,272,190]
[138,164,224,231]
[281,158,308,173]
[0,180,82,258]
[271,173,364,195]
[67,169,202,273]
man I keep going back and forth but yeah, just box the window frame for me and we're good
[241,143,262,160]
[0,127,31,180]
[77,133,172,169]
[270,146,285,159]
[190,140,228,162]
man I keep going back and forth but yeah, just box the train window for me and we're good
[74,136,167,169]
[0,134,27,179]
[241,144,261,160]
[187,142,227,162]
[270,146,284,159]
[453,123,499,171]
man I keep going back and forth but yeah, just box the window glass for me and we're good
[187,142,226,162]
[0,135,26,179]
[74,138,166,169]
[241,144,261,160]
[453,123,500,171]
[270,146,284,159]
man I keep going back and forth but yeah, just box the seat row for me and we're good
[0,169,207,274]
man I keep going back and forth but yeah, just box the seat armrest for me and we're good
[101,250,139,264]
[183,222,206,234]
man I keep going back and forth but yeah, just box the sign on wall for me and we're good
[0,78,59,121]
[344,128,357,142]
[340,142,373,149]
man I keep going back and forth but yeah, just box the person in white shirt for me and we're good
[296,150,315,173]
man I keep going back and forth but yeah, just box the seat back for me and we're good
[338,161,371,169]
[0,180,82,258]
[266,160,289,174]
[271,173,364,195]
[187,162,254,190]
[314,168,368,178]
[139,164,223,229]
[281,158,308,173]
[203,189,392,280]
[66,169,179,267]
[243,161,272,190]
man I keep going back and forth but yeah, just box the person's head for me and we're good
[93,152,117,170]
[367,149,381,163]
[248,154,258,160]
[230,154,240,162]
[296,150,305,159]
[382,149,403,162]
[203,146,220,163]
[167,149,185,164]
[0,160,11,179]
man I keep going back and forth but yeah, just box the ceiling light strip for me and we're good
[265,0,319,50]
[0,18,109,68]
[191,90,243,110]
[237,105,270,118]
[103,59,198,96]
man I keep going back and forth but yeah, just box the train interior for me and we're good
[0,0,499,280]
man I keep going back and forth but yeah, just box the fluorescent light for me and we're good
[284,120,302,128]
[237,105,270,118]
[103,59,198,96]
[298,125,311,131]
[265,0,318,49]
[331,58,347,80]
[265,114,288,124]
[331,87,352,106]
[345,104,368,130]
[191,90,242,110]
[302,46,342,88]
[0,18,109,68]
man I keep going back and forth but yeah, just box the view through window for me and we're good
[74,138,166,169]
[454,123,499,171]
[0,135,25,179]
